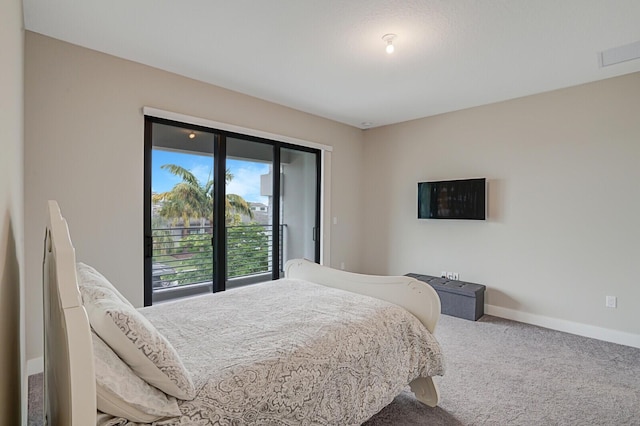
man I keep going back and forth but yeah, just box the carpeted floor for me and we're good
[29,315,640,425]
[27,373,43,426]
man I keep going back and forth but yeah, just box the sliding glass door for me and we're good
[225,137,274,288]
[144,117,320,305]
[279,146,320,270]
[145,120,216,304]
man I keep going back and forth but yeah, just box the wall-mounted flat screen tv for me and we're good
[418,178,486,220]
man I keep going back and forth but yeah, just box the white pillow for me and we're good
[86,295,196,400]
[77,262,133,308]
[92,331,182,422]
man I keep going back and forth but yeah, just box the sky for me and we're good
[152,149,269,204]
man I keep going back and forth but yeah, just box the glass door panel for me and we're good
[225,137,274,288]
[148,122,215,303]
[279,147,319,273]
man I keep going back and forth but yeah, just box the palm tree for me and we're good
[223,170,254,224]
[153,164,253,227]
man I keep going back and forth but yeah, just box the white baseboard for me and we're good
[486,304,640,349]
[27,356,44,376]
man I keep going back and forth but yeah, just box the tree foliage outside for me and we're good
[161,234,213,286]
[227,225,270,278]
[152,229,180,257]
[157,225,271,285]
[152,165,253,226]
[152,163,270,287]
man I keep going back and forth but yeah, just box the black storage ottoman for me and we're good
[406,273,486,321]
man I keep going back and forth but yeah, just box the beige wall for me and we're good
[0,0,25,422]
[363,72,640,343]
[24,32,364,362]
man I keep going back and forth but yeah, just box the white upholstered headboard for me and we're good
[43,200,96,425]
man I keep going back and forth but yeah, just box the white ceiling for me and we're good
[23,0,640,129]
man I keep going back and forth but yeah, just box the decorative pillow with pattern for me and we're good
[83,282,196,400]
[77,262,134,308]
[92,331,181,422]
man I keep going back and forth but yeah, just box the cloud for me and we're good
[227,162,269,203]
[189,163,213,185]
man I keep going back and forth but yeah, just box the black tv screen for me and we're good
[418,178,486,220]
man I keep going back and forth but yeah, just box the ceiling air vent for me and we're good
[600,40,640,67]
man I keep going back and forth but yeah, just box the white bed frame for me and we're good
[285,259,442,408]
[43,200,441,425]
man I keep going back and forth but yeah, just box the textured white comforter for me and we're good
[98,278,444,425]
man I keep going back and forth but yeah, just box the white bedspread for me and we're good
[98,278,444,425]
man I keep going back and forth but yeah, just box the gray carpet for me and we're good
[27,372,43,426]
[29,315,640,425]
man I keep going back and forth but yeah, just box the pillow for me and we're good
[92,331,181,422]
[77,262,134,308]
[83,280,196,400]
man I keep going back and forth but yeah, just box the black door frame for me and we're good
[143,116,321,306]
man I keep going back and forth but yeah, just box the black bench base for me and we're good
[406,273,486,321]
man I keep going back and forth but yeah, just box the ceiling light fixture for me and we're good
[382,34,396,54]
[188,132,196,139]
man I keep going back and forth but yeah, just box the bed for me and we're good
[43,200,444,425]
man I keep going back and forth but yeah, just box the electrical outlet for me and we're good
[606,296,617,308]
[441,271,447,278]
[452,272,459,280]
[446,272,453,280]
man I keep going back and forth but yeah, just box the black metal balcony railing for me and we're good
[151,224,283,291]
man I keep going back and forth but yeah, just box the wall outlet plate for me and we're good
[606,295,617,308]
[446,272,453,280]
[441,271,447,278]
[452,272,459,280]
